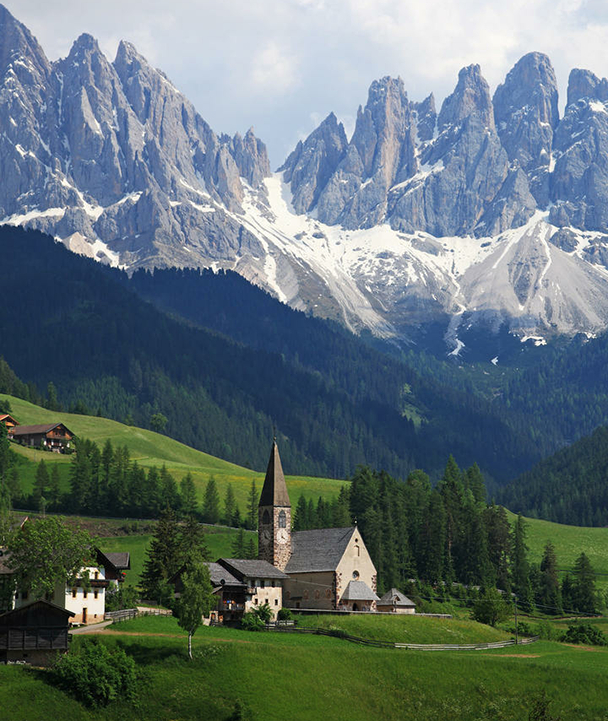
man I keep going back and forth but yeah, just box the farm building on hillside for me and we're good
[0,600,73,666]
[0,414,19,431]
[9,422,74,452]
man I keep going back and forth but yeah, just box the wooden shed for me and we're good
[0,599,74,665]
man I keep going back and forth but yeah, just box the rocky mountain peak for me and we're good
[0,4,49,82]
[437,64,494,131]
[567,68,608,106]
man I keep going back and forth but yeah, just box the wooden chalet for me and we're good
[0,414,19,431]
[0,599,74,666]
[9,422,74,452]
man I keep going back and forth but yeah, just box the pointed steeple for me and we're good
[259,439,291,508]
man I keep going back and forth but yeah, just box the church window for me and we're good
[355,544,360,557]
[262,510,270,525]
[325,589,331,599]
[261,580,265,588]
[278,510,287,528]
[314,590,320,600]
[352,570,360,580]
[275,599,279,605]
[304,590,309,600]
[286,591,291,600]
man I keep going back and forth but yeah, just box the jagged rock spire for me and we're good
[258,439,290,507]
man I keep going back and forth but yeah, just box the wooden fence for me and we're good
[267,624,540,651]
[105,607,173,623]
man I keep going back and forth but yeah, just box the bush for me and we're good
[240,611,265,632]
[561,623,607,646]
[471,588,511,627]
[52,639,138,707]
[105,584,139,612]
[254,602,273,624]
[277,607,293,621]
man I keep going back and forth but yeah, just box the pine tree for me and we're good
[245,537,257,560]
[572,552,597,613]
[419,490,446,584]
[293,494,308,531]
[160,465,180,511]
[180,473,198,518]
[511,514,533,611]
[223,483,236,526]
[484,504,511,592]
[464,463,486,504]
[45,381,60,411]
[48,465,61,509]
[537,541,562,614]
[140,508,183,602]
[180,516,210,562]
[246,480,258,530]
[202,477,220,524]
[33,460,50,505]
[231,527,246,558]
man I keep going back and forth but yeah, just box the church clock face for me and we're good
[261,529,271,544]
[276,528,289,544]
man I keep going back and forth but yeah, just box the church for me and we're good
[257,440,378,612]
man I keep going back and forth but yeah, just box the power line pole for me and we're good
[514,595,518,645]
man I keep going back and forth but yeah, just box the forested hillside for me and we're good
[499,426,608,526]
[0,227,541,482]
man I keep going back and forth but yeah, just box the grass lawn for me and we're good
[2,620,608,720]
[2,394,347,508]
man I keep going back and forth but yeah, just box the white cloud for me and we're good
[250,42,299,94]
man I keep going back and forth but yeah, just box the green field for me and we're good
[2,394,347,508]
[1,616,608,720]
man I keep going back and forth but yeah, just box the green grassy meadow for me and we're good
[1,616,608,720]
[2,394,347,509]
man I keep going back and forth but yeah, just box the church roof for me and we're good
[285,526,356,573]
[377,588,416,607]
[258,440,290,508]
[341,580,379,602]
[217,558,289,580]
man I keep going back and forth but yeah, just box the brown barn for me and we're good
[0,599,74,665]
[9,423,74,452]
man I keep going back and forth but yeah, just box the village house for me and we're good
[4,548,129,625]
[9,422,74,452]
[257,440,379,612]
[0,599,73,666]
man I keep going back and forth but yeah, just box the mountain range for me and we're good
[4,5,608,354]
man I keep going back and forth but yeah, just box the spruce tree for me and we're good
[572,552,597,613]
[511,514,533,611]
[48,465,61,509]
[203,477,220,524]
[140,508,183,602]
[246,480,258,530]
[33,460,50,505]
[293,494,308,530]
[180,473,198,518]
[231,527,246,558]
[537,541,562,614]
[223,483,236,526]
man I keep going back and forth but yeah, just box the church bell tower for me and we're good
[258,439,291,570]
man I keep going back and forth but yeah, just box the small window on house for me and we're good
[254,598,258,605]
[94,571,99,580]
[275,599,278,606]
[260,580,265,588]
[278,510,287,528]
[272,580,276,588]
[304,590,309,600]
[262,510,270,525]
[72,588,77,598]
[352,570,360,580]
[83,590,88,599]
[94,590,98,599]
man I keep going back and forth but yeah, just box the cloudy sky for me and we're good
[7,0,608,165]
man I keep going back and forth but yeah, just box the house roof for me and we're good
[285,527,356,573]
[217,558,289,580]
[0,599,75,625]
[103,552,130,570]
[258,440,290,508]
[0,414,18,425]
[377,588,416,607]
[207,562,246,588]
[10,423,71,437]
[341,580,379,602]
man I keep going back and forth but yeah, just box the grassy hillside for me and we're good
[1,619,608,719]
[2,394,347,509]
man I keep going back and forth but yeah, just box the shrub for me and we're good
[254,602,272,624]
[240,611,265,632]
[277,607,293,621]
[561,623,607,646]
[52,639,138,707]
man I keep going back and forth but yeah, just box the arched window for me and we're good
[285,591,291,600]
[278,510,287,528]
[354,544,360,557]
[325,589,332,599]
[314,590,320,600]
[304,589,309,600]
[262,510,270,525]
